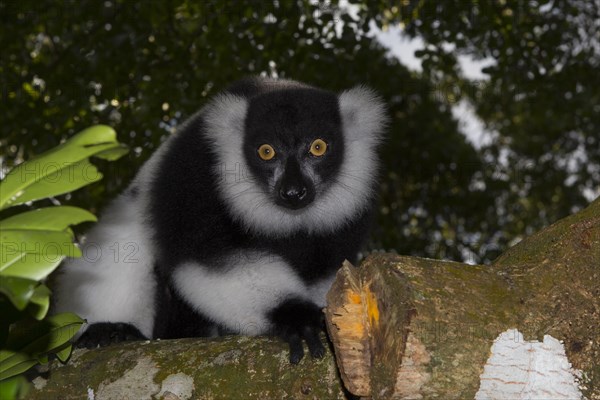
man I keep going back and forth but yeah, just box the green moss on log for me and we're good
[28,336,346,400]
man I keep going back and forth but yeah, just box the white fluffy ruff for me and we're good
[203,86,387,237]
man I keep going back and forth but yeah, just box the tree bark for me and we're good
[29,198,599,399]
[326,197,599,399]
[27,336,346,400]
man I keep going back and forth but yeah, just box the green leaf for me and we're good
[0,313,84,380]
[0,374,30,400]
[26,284,51,320]
[2,159,103,207]
[0,229,77,280]
[36,354,48,364]
[0,247,28,274]
[54,343,72,363]
[0,206,94,280]
[0,277,37,310]
[0,230,77,258]
[0,125,128,210]
[2,312,84,354]
[0,250,64,283]
[0,355,38,382]
[0,206,97,231]
[94,146,129,161]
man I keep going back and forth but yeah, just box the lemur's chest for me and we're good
[254,234,345,284]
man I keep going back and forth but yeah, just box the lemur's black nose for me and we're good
[279,186,307,202]
[278,185,310,210]
[276,157,314,210]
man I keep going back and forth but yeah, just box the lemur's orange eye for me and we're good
[258,144,276,161]
[309,139,327,157]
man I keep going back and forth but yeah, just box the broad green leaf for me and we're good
[0,355,38,381]
[2,312,84,355]
[0,277,37,310]
[0,229,79,259]
[0,313,84,380]
[0,206,96,231]
[2,160,103,207]
[0,229,77,280]
[0,125,127,210]
[54,343,72,363]
[36,355,48,364]
[27,284,51,320]
[0,249,64,282]
[0,246,27,274]
[0,206,93,280]
[0,374,30,400]
[64,125,119,147]
[94,146,130,161]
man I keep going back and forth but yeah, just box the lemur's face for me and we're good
[243,89,344,211]
[205,82,384,236]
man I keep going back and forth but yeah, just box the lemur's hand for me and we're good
[268,298,326,364]
[76,322,147,348]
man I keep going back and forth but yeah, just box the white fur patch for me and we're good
[203,86,387,237]
[338,86,388,146]
[53,195,156,338]
[308,274,337,308]
[52,138,174,338]
[172,252,309,335]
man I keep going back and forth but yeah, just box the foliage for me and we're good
[357,0,600,256]
[0,125,127,399]
[1,0,598,264]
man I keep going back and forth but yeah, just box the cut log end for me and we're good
[324,260,372,396]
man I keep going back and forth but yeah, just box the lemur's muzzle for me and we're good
[275,157,315,210]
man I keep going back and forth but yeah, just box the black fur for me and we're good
[76,322,146,348]
[268,298,326,364]
[153,279,220,339]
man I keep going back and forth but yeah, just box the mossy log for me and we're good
[326,197,599,399]
[29,198,599,399]
[27,336,346,400]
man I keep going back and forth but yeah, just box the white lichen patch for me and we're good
[31,376,47,390]
[67,347,90,367]
[96,356,159,400]
[157,373,195,400]
[212,349,243,365]
[475,329,583,400]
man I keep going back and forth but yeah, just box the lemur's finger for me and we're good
[287,333,305,364]
[303,326,325,359]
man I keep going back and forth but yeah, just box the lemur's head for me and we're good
[204,77,387,236]
[243,88,343,210]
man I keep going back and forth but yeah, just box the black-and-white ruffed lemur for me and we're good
[53,77,387,363]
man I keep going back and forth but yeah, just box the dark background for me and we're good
[1,0,598,264]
